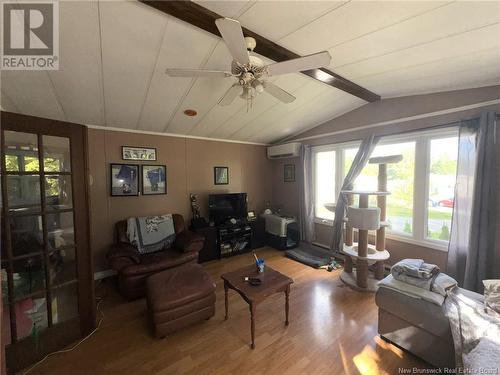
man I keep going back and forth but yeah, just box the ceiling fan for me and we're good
[166,17,332,107]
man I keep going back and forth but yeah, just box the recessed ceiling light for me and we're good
[183,109,197,117]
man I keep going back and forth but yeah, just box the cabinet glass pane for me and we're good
[45,175,73,210]
[47,212,74,249]
[10,215,43,257]
[52,283,78,324]
[43,136,71,172]
[4,131,39,172]
[49,247,76,286]
[15,294,49,340]
[7,175,41,214]
[1,264,9,303]
[1,264,15,344]
[12,255,46,299]
[2,302,13,345]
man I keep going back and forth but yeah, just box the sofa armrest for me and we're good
[121,251,198,276]
[107,243,141,272]
[109,256,136,273]
[174,231,205,253]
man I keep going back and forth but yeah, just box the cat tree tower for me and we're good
[339,155,402,292]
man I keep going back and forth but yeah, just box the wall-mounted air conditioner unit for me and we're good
[267,142,301,159]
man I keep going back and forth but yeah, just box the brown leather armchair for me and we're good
[107,214,205,300]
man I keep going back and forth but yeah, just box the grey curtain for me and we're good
[447,112,498,292]
[299,144,315,242]
[330,135,379,252]
[300,145,315,242]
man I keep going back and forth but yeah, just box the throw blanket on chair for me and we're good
[444,288,500,370]
[391,259,456,297]
[127,214,176,254]
[391,258,440,279]
[378,274,445,306]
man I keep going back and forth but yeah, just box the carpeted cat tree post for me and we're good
[339,155,402,292]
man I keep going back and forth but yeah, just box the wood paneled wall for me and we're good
[87,129,273,271]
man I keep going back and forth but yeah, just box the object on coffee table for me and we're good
[244,277,262,286]
[253,252,265,273]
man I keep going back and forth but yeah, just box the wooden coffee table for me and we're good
[221,265,293,349]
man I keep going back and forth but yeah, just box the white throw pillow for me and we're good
[483,279,500,315]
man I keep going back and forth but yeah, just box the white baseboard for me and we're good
[94,269,116,280]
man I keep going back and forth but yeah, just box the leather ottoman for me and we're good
[146,263,216,338]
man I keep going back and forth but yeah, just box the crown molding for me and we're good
[85,124,270,146]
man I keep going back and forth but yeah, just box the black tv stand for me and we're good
[218,221,253,258]
[192,217,266,261]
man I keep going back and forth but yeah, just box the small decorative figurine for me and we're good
[190,193,201,219]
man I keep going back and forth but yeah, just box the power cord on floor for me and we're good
[21,295,105,375]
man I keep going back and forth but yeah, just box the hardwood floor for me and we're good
[32,248,430,374]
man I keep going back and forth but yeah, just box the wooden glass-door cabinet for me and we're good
[1,112,95,373]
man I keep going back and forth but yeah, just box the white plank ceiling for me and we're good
[1,0,500,144]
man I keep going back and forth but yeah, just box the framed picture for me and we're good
[110,163,139,196]
[141,165,167,195]
[284,164,295,182]
[214,166,229,185]
[122,146,157,161]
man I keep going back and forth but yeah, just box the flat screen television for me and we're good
[209,193,248,225]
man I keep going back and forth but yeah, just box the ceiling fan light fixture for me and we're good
[240,86,255,100]
[245,36,256,52]
[252,80,264,94]
[165,17,331,110]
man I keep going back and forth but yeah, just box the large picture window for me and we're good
[427,136,458,242]
[312,128,458,249]
[314,150,336,221]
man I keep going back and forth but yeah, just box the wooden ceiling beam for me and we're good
[140,0,381,102]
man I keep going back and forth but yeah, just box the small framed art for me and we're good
[284,164,295,182]
[110,163,139,196]
[142,165,167,195]
[122,146,157,161]
[214,166,229,185]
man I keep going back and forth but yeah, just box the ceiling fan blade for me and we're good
[219,84,242,106]
[166,68,232,77]
[266,51,331,76]
[263,81,296,103]
[215,18,250,65]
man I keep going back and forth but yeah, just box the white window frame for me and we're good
[312,127,459,252]
[312,140,360,225]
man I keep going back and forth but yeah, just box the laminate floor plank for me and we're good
[32,247,430,375]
